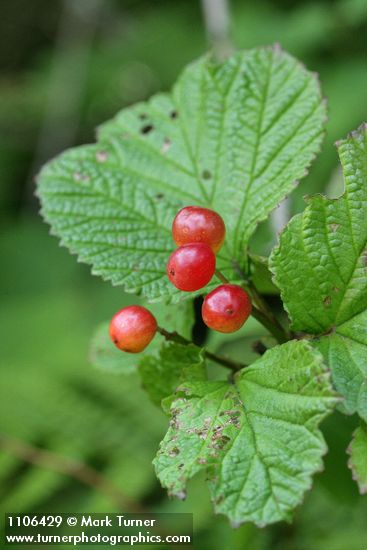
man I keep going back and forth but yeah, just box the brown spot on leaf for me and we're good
[161,138,171,154]
[73,172,90,182]
[330,223,340,233]
[202,169,212,180]
[96,151,108,163]
[168,447,180,457]
[323,296,332,307]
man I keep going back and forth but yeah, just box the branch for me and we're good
[201,0,233,60]
[0,433,141,512]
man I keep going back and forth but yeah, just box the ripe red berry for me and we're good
[167,243,216,292]
[202,284,252,333]
[172,206,226,252]
[109,305,157,353]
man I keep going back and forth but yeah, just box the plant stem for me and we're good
[215,269,229,284]
[0,433,141,511]
[157,326,245,372]
[231,260,291,343]
[250,307,288,344]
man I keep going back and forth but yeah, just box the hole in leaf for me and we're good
[141,124,154,135]
[170,110,178,119]
[155,193,164,200]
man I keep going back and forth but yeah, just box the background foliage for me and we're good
[1,0,367,547]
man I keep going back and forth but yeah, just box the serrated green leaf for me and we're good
[314,310,367,420]
[347,421,367,494]
[270,124,367,420]
[37,46,326,301]
[249,253,279,294]
[153,340,337,527]
[138,343,206,409]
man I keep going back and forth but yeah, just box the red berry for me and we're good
[167,243,216,292]
[172,206,226,252]
[109,306,157,353]
[202,284,252,333]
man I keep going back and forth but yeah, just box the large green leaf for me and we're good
[154,341,337,527]
[37,46,326,301]
[138,342,206,409]
[270,125,367,420]
[314,310,367,419]
[347,422,367,494]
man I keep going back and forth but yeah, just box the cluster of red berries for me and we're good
[110,206,252,354]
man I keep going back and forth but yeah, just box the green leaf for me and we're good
[37,46,326,301]
[314,310,367,420]
[270,124,367,420]
[249,253,279,295]
[347,422,367,494]
[138,343,206,409]
[153,341,338,527]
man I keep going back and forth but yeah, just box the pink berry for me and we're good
[172,206,226,252]
[167,243,216,292]
[109,306,157,353]
[202,284,252,333]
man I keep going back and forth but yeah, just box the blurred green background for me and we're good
[1,0,367,548]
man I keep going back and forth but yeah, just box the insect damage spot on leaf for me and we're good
[330,223,340,232]
[73,172,90,183]
[202,170,212,180]
[170,110,178,119]
[168,447,180,457]
[139,113,148,120]
[323,296,332,307]
[161,138,171,154]
[96,151,108,163]
[141,124,154,135]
